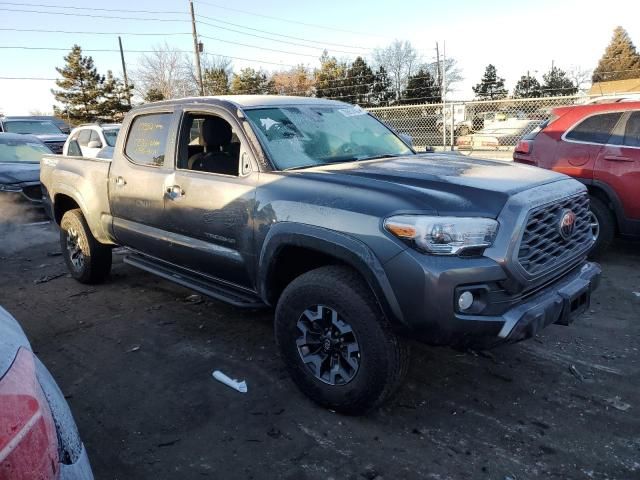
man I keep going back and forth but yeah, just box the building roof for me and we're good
[588,78,640,95]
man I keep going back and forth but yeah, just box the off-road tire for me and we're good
[60,209,112,284]
[275,265,409,415]
[588,196,615,259]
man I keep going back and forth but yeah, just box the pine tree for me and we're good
[343,57,374,105]
[402,68,441,104]
[472,64,508,100]
[513,73,542,98]
[370,67,394,106]
[203,67,230,95]
[541,66,577,96]
[593,26,640,82]
[314,50,348,100]
[52,45,104,123]
[144,88,165,102]
[230,68,273,94]
[98,70,132,121]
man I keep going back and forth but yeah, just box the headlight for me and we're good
[384,215,498,255]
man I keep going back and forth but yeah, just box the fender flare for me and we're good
[257,222,405,326]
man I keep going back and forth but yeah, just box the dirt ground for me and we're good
[1,214,639,480]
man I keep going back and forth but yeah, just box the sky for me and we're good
[1,0,639,115]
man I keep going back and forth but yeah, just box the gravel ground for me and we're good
[0,217,638,480]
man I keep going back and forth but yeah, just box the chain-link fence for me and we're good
[368,94,624,159]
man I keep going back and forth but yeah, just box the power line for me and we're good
[194,0,385,38]
[0,1,185,15]
[197,16,371,51]
[199,34,319,59]
[0,27,191,36]
[0,7,186,22]
[197,22,364,56]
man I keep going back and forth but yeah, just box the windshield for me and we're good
[103,128,120,147]
[244,105,413,170]
[0,138,51,163]
[3,120,62,135]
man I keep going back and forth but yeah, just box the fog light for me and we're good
[458,291,474,311]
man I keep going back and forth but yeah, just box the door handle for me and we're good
[165,185,185,200]
[115,176,126,186]
[603,155,634,162]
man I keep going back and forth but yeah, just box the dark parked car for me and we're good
[41,95,600,414]
[0,133,51,205]
[0,119,68,154]
[513,101,640,256]
[0,306,93,479]
[3,115,72,134]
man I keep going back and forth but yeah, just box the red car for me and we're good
[0,306,93,479]
[513,101,640,255]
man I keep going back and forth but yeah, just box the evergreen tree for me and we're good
[541,66,577,96]
[472,64,508,100]
[52,45,104,123]
[513,73,542,98]
[203,67,230,95]
[593,26,640,82]
[314,50,348,100]
[343,56,374,105]
[144,88,165,102]
[369,67,393,106]
[402,68,441,104]
[98,70,132,120]
[230,68,273,94]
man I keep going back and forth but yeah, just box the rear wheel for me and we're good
[60,209,112,284]
[275,266,409,415]
[588,196,615,258]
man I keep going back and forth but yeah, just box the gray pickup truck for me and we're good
[40,96,601,414]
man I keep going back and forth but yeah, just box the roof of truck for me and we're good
[138,95,349,110]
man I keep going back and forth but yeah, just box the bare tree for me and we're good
[373,40,420,101]
[568,66,592,91]
[272,65,315,96]
[423,58,463,96]
[133,43,196,100]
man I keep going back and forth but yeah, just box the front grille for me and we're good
[517,194,592,275]
[45,141,64,154]
[21,184,43,202]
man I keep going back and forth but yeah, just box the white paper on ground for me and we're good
[212,370,248,393]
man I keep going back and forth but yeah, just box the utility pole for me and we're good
[190,0,204,96]
[441,41,448,150]
[118,36,131,106]
[435,42,441,89]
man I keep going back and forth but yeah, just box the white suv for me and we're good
[63,123,120,159]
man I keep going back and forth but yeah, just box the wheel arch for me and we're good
[258,223,405,327]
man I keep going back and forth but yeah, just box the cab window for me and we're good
[176,113,241,176]
[124,113,172,167]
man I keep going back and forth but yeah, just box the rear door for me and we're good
[109,109,178,259]
[556,111,624,180]
[594,110,640,221]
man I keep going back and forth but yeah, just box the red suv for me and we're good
[513,101,640,256]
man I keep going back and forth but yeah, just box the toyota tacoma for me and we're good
[40,96,601,414]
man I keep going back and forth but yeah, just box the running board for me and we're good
[123,254,266,309]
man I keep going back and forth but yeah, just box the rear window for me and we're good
[124,113,172,166]
[565,112,622,144]
[623,111,640,147]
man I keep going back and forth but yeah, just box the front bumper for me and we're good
[383,246,601,347]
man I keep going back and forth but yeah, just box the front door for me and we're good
[161,108,258,288]
[109,110,176,259]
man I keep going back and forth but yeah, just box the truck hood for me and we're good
[0,162,40,184]
[295,153,568,217]
[35,134,68,143]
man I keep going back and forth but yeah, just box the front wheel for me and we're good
[588,196,615,258]
[60,209,112,284]
[274,266,409,415]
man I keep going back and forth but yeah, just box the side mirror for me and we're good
[87,140,102,149]
[399,133,413,147]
